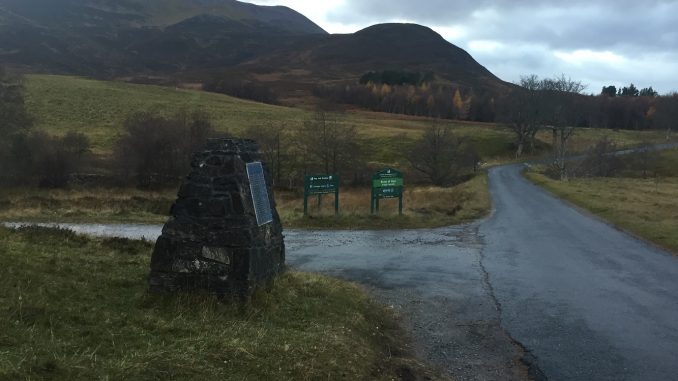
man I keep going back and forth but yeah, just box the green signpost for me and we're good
[371,168,404,215]
[304,174,340,216]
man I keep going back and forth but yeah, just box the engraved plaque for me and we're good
[246,162,273,226]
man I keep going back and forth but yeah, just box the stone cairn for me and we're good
[149,138,285,299]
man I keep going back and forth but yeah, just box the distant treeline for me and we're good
[359,70,434,86]
[601,84,658,98]
[314,82,496,122]
[315,73,678,131]
[198,70,676,133]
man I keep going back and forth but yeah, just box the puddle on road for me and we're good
[3,222,163,241]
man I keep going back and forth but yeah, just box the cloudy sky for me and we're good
[249,0,677,94]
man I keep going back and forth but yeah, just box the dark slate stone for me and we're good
[186,172,211,185]
[149,138,285,301]
[232,195,245,214]
[178,183,212,199]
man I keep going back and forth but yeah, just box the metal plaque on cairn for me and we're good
[246,162,274,226]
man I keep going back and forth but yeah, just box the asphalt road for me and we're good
[8,161,678,380]
[285,226,529,380]
[481,164,678,381]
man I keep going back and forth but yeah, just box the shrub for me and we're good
[573,137,623,178]
[407,125,480,186]
[0,67,32,139]
[114,110,216,188]
[4,131,90,187]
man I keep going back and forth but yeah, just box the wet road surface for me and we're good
[285,227,529,380]
[481,165,678,380]
[7,163,678,380]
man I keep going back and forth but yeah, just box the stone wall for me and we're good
[149,138,285,299]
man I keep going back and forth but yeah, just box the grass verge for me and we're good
[525,171,678,254]
[0,173,490,229]
[0,226,444,380]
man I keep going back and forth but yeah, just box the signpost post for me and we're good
[304,174,340,216]
[371,168,404,215]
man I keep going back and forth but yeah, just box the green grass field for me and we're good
[0,226,441,380]
[25,74,519,163]
[525,149,678,254]
[24,75,306,154]
[25,74,674,162]
[17,74,676,230]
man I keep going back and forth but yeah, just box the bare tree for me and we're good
[575,136,623,178]
[655,93,678,141]
[294,110,365,182]
[407,124,478,186]
[496,75,543,158]
[0,68,34,185]
[632,144,660,179]
[114,110,215,188]
[244,120,289,187]
[501,74,586,179]
[540,74,587,93]
[5,130,90,187]
[0,67,32,139]
[541,76,587,180]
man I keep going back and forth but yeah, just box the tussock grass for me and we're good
[279,173,490,229]
[526,149,678,254]
[654,149,678,176]
[0,188,175,224]
[0,226,442,380]
[0,175,490,229]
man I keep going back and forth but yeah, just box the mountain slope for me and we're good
[0,0,325,75]
[243,23,508,92]
[0,0,326,33]
[1,2,509,98]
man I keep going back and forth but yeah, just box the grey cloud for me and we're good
[255,0,678,92]
[329,0,672,24]
[328,0,494,23]
[329,0,678,53]
[475,3,678,52]
[467,40,678,93]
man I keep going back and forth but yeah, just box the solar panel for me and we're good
[246,162,273,226]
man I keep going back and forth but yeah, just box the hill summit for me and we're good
[0,0,326,33]
[0,0,325,74]
[243,23,506,92]
[0,1,508,95]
